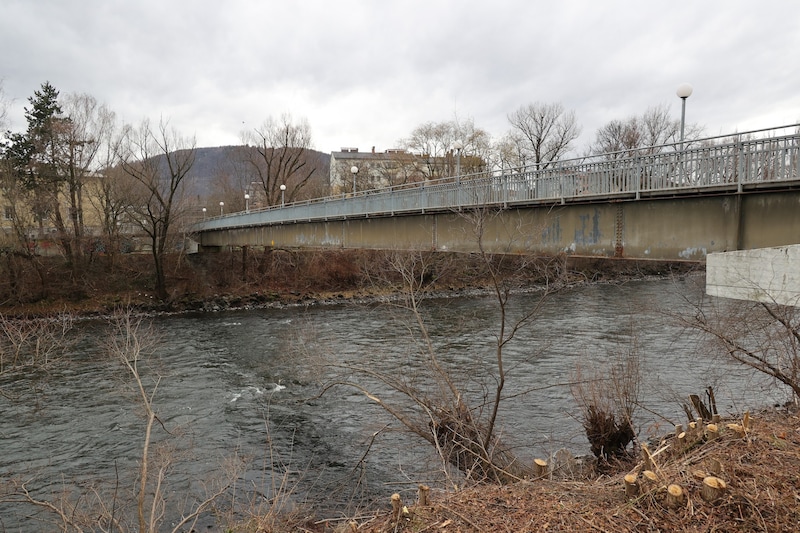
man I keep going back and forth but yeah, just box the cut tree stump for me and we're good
[624,473,640,498]
[391,493,402,519]
[664,484,685,509]
[418,484,430,506]
[641,469,660,493]
[706,423,719,441]
[533,458,548,477]
[701,476,727,502]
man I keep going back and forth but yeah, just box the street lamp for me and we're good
[676,83,693,146]
[202,207,207,219]
[244,193,250,213]
[219,201,224,215]
[350,165,359,194]
[453,140,463,181]
[280,184,286,207]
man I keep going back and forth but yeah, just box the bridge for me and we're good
[192,125,800,261]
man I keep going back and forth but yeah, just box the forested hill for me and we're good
[166,146,331,199]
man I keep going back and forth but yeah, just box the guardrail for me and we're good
[194,124,800,232]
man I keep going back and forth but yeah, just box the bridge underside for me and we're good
[196,189,800,261]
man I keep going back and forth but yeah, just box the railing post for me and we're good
[737,138,744,193]
[636,159,641,200]
[502,172,508,208]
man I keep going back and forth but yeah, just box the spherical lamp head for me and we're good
[676,83,693,99]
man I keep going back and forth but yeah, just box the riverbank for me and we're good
[0,250,701,319]
[267,406,800,532]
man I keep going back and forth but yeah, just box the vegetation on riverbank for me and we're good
[0,249,699,318]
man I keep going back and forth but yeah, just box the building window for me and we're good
[3,206,12,221]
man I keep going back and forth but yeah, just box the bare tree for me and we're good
[493,130,529,172]
[57,93,117,265]
[314,209,567,484]
[506,102,581,169]
[83,120,141,270]
[118,119,195,300]
[241,114,318,207]
[0,80,8,131]
[401,117,491,180]
[591,104,704,157]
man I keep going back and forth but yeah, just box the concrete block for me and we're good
[707,245,800,307]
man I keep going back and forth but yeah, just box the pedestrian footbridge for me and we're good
[192,125,800,261]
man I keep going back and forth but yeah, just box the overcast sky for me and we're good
[2,0,799,155]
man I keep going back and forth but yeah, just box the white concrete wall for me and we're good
[706,245,800,307]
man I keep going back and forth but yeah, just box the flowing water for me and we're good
[0,276,784,530]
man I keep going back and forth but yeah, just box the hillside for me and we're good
[156,145,331,200]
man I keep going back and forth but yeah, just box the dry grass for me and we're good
[314,407,800,533]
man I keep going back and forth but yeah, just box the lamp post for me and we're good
[676,83,693,147]
[453,140,463,179]
[244,193,250,213]
[202,207,207,219]
[219,201,224,215]
[280,184,286,207]
[350,165,359,194]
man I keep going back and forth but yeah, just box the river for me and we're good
[0,275,783,530]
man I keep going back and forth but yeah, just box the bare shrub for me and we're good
[684,294,800,402]
[2,310,235,532]
[103,309,234,532]
[0,312,75,374]
[571,338,640,461]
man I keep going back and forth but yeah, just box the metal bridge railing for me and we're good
[195,124,800,232]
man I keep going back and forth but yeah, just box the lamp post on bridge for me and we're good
[350,165,359,194]
[453,140,463,183]
[676,83,693,149]
[244,192,250,213]
[280,183,286,207]
[202,207,206,220]
[219,201,224,216]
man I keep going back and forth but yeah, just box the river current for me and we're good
[0,275,783,530]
